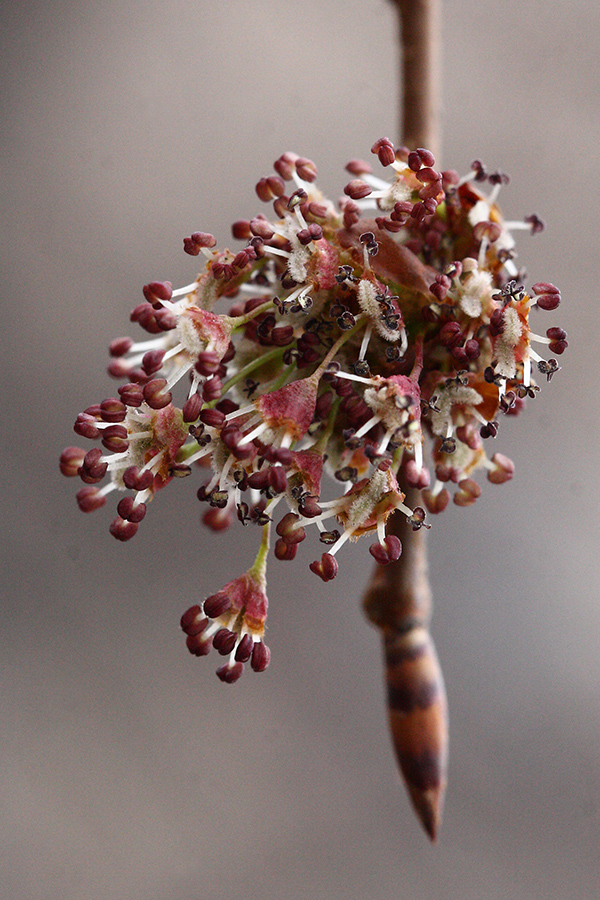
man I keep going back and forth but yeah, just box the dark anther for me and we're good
[407,506,431,531]
[252,508,272,526]
[233,470,248,490]
[525,214,545,235]
[500,390,516,413]
[287,188,308,209]
[169,464,192,478]
[243,378,259,398]
[497,248,516,263]
[488,170,510,186]
[237,502,250,525]
[480,420,499,439]
[189,423,204,440]
[209,490,229,508]
[440,437,457,454]
[484,365,503,386]
[382,313,400,331]
[256,314,276,339]
[359,231,380,256]
[493,279,525,306]
[421,395,441,413]
[337,310,356,331]
[353,359,371,377]
[446,370,469,388]
[471,159,487,182]
[319,530,341,545]
[282,347,299,365]
[291,293,313,313]
[537,358,560,382]
[515,383,540,399]
[335,265,357,284]
[386,346,401,362]
[335,466,358,483]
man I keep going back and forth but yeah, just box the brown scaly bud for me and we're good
[363,496,448,841]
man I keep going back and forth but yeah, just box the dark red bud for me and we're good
[143,281,173,307]
[274,539,297,560]
[109,517,139,541]
[143,379,172,409]
[250,641,271,672]
[195,351,221,377]
[180,605,208,635]
[212,628,237,655]
[117,496,146,523]
[216,662,244,683]
[60,446,86,477]
[76,486,107,512]
[109,336,133,357]
[183,393,203,423]
[203,592,231,619]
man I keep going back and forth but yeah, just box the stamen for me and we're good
[358,323,373,361]
[354,414,381,439]
[171,280,200,298]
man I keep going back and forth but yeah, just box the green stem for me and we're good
[249,519,271,582]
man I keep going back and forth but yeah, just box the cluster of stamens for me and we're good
[61,139,566,682]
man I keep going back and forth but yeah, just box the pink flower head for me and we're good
[61,140,566,675]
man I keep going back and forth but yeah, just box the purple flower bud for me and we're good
[118,383,144,407]
[74,412,101,440]
[202,376,222,402]
[216,661,244,683]
[60,446,86,477]
[212,628,238,655]
[109,517,139,541]
[203,591,231,619]
[183,393,203,423]
[369,535,402,565]
[76,486,107,512]
[195,351,221,377]
[453,478,482,507]
[117,496,147,523]
[232,634,252,663]
[109,337,133,357]
[250,641,271,672]
[371,137,396,167]
[344,179,372,200]
[143,379,172,410]
[180,605,208,636]
[142,349,165,376]
[276,512,306,544]
[122,466,154,492]
[101,425,129,453]
[422,488,450,514]
[274,539,298,561]
[186,632,212,656]
[143,281,173,307]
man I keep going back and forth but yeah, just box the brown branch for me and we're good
[361,1,445,839]
[391,0,441,157]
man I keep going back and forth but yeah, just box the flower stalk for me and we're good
[60,7,565,837]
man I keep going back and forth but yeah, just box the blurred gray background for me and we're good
[2,1,599,898]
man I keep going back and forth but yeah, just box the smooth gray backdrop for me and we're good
[2,1,599,898]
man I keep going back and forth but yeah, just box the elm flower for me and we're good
[61,139,566,681]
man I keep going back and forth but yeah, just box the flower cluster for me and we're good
[61,139,566,682]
